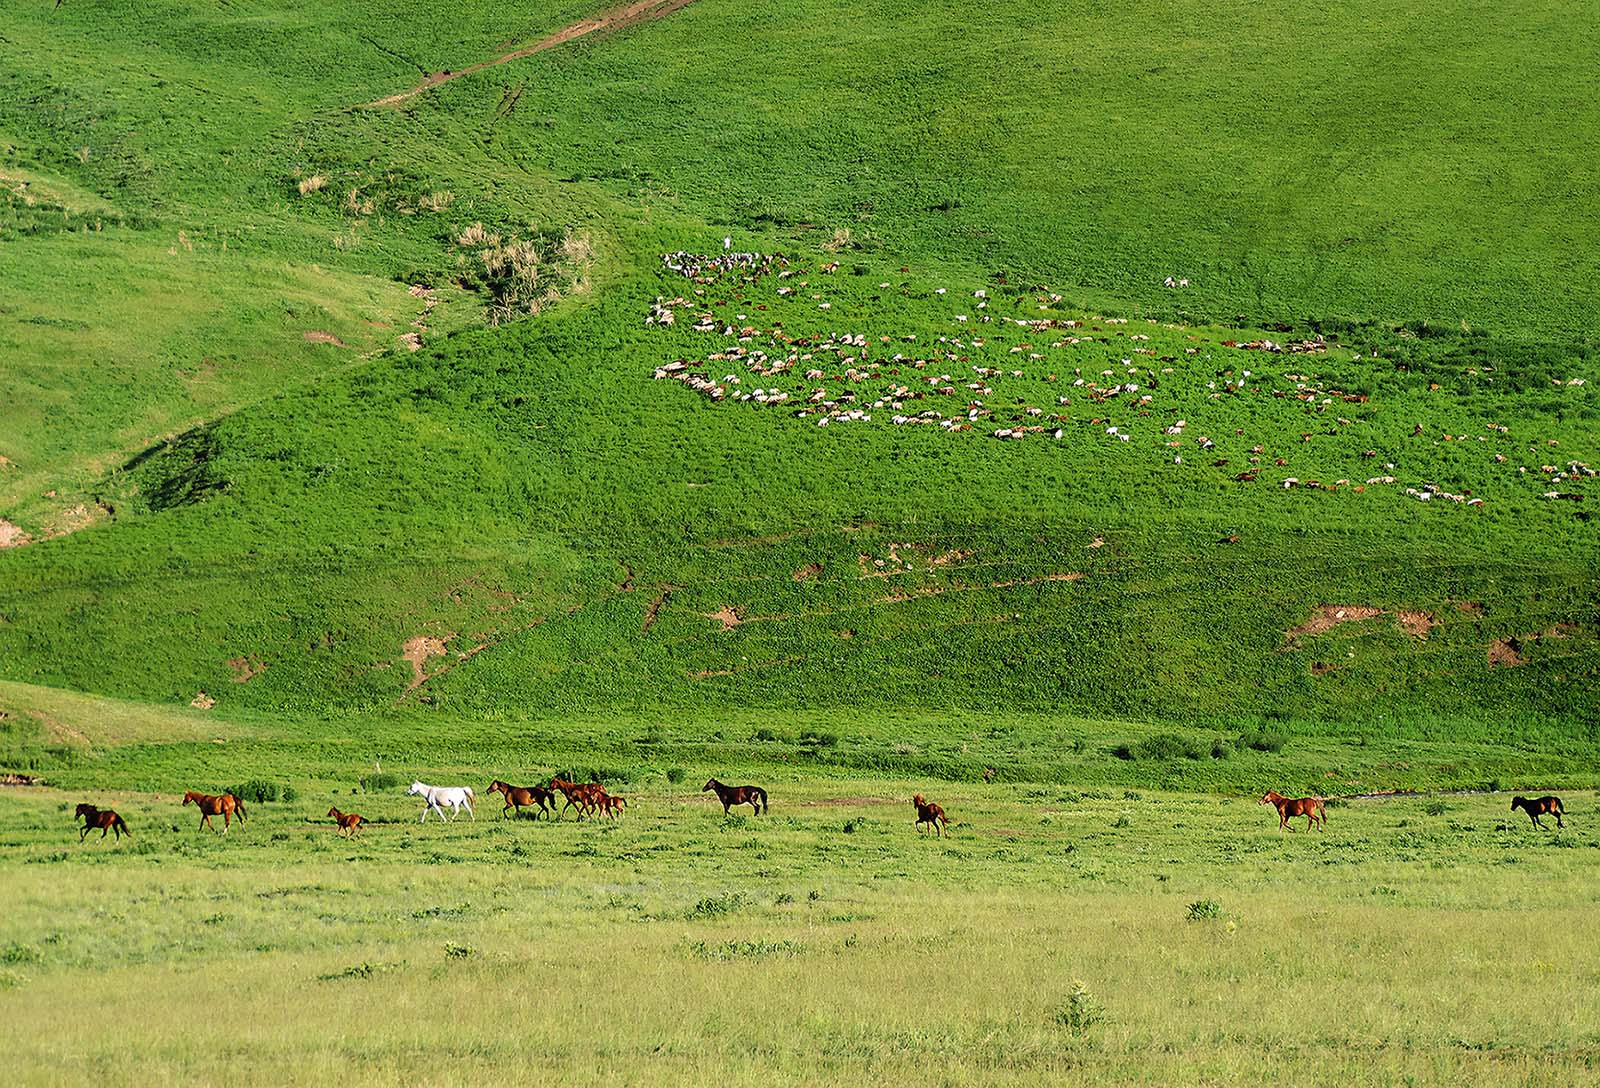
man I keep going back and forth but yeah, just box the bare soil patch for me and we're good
[1285,605,1384,641]
[641,586,675,633]
[793,562,823,581]
[226,656,267,683]
[1487,637,1525,668]
[1395,610,1438,639]
[702,605,743,632]
[402,633,453,692]
[190,692,216,709]
[302,330,350,348]
[0,773,40,787]
[0,519,32,548]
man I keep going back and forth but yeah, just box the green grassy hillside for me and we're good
[2,0,1597,745]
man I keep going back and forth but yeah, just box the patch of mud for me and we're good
[702,605,743,632]
[303,330,350,348]
[402,633,453,692]
[1488,624,1579,668]
[0,519,32,548]
[226,656,267,683]
[641,586,675,633]
[1285,604,1440,643]
[190,692,216,709]
[365,0,702,108]
[1285,605,1384,641]
[1395,610,1438,639]
[1487,638,1523,667]
[793,562,823,582]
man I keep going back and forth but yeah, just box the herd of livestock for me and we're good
[68,776,1569,843]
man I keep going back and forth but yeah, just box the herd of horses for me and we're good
[1258,790,1567,831]
[69,779,1570,842]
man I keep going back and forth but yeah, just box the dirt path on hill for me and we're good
[364,0,700,108]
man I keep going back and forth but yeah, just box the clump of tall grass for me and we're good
[453,222,593,324]
[1053,980,1104,1036]
[296,174,327,196]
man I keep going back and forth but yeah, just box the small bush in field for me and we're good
[1054,980,1104,1036]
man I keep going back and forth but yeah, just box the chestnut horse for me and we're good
[488,780,556,820]
[1259,790,1325,832]
[327,808,365,836]
[550,777,606,819]
[912,794,948,837]
[703,778,767,815]
[77,804,129,841]
[1511,795,1565,829]
[599,793,628,819]
[183,791,246,833]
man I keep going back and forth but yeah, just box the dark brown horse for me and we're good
[77,804,129,841]
[1259,790,1325,832]
[327,808,365,836]
[1511,795,1565,829]
[183,790,246,833]
[703,778,767,815]
[912,794,948,837]
[487,780,556,820]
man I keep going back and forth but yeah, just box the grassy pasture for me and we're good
[2,0,1600,1079]
[3,770,1598,1084]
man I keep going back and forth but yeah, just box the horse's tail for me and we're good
[114,813,129,835]
[756,787,769,814]
[465,787,476,804]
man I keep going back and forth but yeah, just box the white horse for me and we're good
[408,780,476,822]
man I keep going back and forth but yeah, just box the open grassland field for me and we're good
[2,0,1599,1080]
[3,765,1600,1086]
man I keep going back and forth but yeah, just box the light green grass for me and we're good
[3,777,1597,1084]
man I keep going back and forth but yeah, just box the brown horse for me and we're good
[912,794,948,837]
[1259,790,1325,832]
[183,790,246,833]
[703,778,767,815]
[327,808,365,836]
[487,780,556,820]
[599,793,628,819]
[549,777,606,819]
[1511,795,1565,829]
[77,805,129,841]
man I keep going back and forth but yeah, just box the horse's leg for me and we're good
[80,825,89,842]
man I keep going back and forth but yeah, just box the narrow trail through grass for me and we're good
[363,0,704,107]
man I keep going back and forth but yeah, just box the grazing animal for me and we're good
[549,777,607,819]
[182,791,246,833]
[327,808,365,836]
[600,793,628,819]
[912,794,948,837]
[1259,790,1325,832]
[487,780,556,820]
[78,806,129,842]
[703,777,767,816]
[407,781,476,823]
[1511,795,1565,829]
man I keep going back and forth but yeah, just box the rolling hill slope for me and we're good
[1,0,1597,755]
